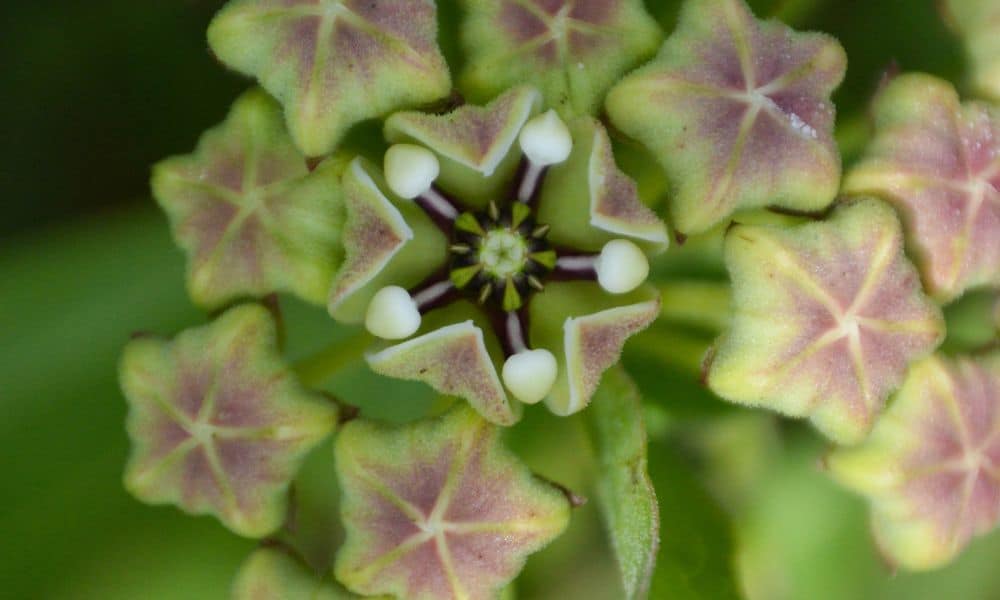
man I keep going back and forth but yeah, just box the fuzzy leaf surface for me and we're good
[585,366,659,599]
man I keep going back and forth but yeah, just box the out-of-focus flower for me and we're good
[844,74,1000,303]
[328,86,666,425]
[829,353,1000,570]
[941,0,1000,102]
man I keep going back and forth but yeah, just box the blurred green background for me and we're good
[3,1,1000,598]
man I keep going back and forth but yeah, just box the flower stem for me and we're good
[657,280,731,333]
[627,326,713,376]
[294,331,371,388]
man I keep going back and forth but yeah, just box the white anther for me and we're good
[365,286,422,340]
[384,144,440,200]
[502,349,558,405]
[595,239,649,294]
[518,110,573,166]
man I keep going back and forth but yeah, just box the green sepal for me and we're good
[584,367,659,599]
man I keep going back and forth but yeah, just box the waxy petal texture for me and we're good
[459,0,661,117]
[335,407,570,600]
[366,322,518,426]
[233,547,376,599]
[707,200,945,444]
[943,0,1000,101]
[829,353,1000,570]
[121,305,337,537]
[208,0,451,156]
[843,74,1000,302]
[606,0,845,235]
[153,90,342,309]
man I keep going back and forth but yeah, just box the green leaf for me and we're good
[152,90,344,309]
[842,73,1000,303]
[646,441,741,599]
[828,353,1000,571]
[942,0,1000,101]
[584,366,659,599]
[208,0,452,156]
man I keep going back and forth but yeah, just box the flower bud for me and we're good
[519,110,573,166]
[365,286,422,340]
[596,239,650,294]
[502,349,558,404]
[384,144,440,200]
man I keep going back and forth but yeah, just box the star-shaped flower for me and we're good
[152,90,343,309]
[829,353,1000,570]
[459,0,662,117]
[121,304,338,537]
[208,0,452,156]
[327,86,665,424]
[706,199,945,444]
[605,0,845,235]
[843,74,1000,302]
[334,407,571,600]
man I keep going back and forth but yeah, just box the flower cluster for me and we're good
[122,0,1000,596]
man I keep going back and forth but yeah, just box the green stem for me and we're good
[628,325,714,376]
[770,0,828,25]
[294,331,371,387]
[657,280,732,333]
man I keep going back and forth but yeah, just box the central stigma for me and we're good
[448,202,556,312]
[480,230,527,278]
